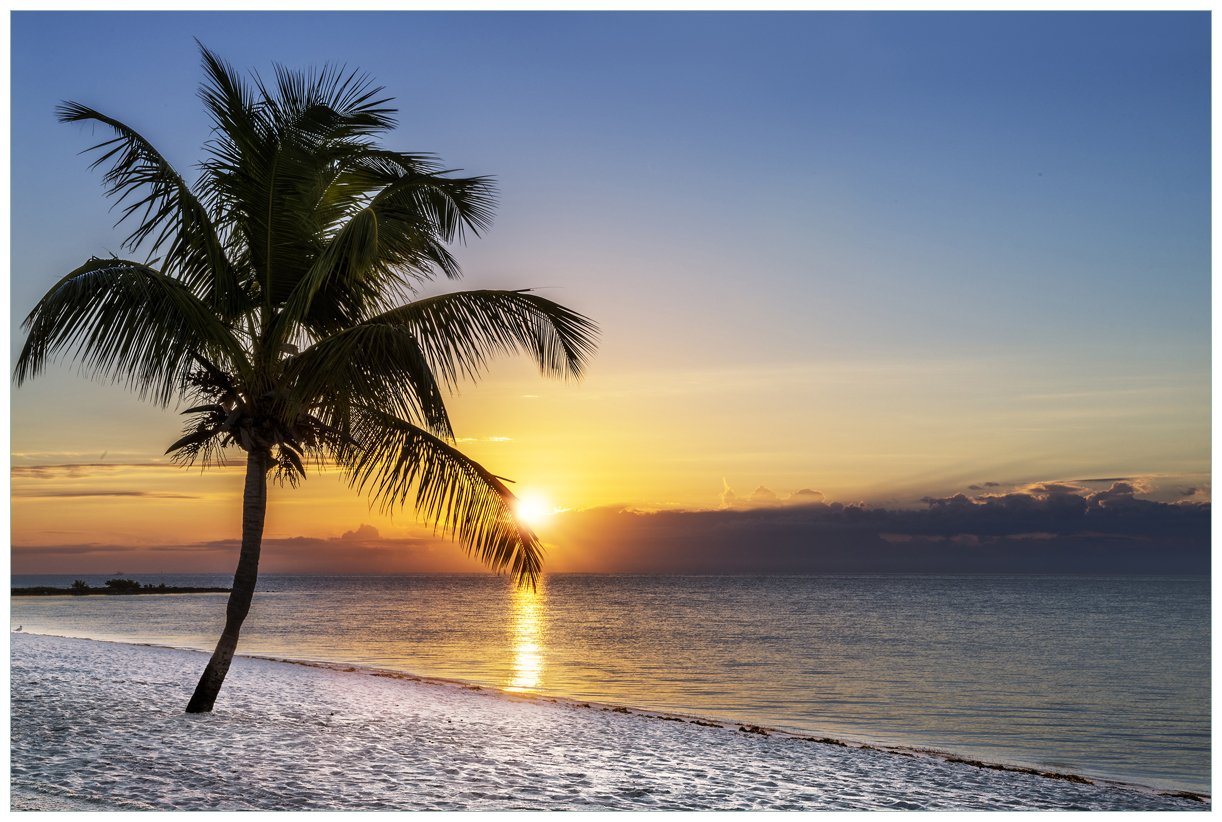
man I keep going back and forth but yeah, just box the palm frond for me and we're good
[371,289,599,390]
[271,167,497,340]
[349,152,498,242]
[15,257,247,406]
[196,42,309,310]
[261,60,396,139]
[56,102,244,316]
[282,321,453,438]
[309,148,449,236]
[197,44,417,315]
[196,41,268,173]
[339,407,542,588]
[165,417,229,466]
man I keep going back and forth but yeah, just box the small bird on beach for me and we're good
[14,626,22,632]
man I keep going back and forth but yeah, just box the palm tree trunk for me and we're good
[185,448,270,713]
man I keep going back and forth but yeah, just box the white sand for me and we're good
[9,633,1207,811]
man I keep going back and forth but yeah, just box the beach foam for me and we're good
[10,633,1206,811]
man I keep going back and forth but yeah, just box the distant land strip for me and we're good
[13,579,229,597]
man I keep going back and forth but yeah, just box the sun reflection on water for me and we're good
[507,581,544,692]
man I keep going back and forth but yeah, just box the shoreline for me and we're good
[12,630,1208,806]
[247,651,1209,803]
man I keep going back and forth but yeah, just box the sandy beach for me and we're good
[9,633,1206,811]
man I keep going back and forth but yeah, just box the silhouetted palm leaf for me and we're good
[339,407,544,587]
[54,102,245,316]
[284,320,454,438]
[16,257,246,406]
[378,289,599,388]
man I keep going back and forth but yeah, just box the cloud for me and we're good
[10,461,241,481]
[11,463,128,480]
[1020,481,1088,498]
[749,486,778,503]
[13,524,482,575]
[543,480,1208,575]
[339,524,381,541]
[11,489,198,499]
[721,482,826,509]
[12,543,121,557]
[1086,481,1147,509]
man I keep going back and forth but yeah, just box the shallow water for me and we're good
[10,573,1210,793]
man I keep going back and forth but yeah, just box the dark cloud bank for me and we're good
[551,482,1209,575]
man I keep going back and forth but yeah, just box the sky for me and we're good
[9,11,1211,574]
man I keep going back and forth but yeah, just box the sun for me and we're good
[514,492,555,528]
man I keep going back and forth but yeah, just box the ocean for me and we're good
[10,573,1210,794]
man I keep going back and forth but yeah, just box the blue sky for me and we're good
[9,12,1211,545]
[14,12,1210,359]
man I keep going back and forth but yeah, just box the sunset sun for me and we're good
[514,492,555,528]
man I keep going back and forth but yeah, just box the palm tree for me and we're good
[15,45,597,714]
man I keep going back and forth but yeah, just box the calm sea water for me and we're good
[10,573,1210,793]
